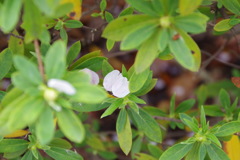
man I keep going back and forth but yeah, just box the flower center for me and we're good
[160,16,171,28]
[44,88,58,101]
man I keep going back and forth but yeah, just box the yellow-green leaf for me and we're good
[179,0,203,15]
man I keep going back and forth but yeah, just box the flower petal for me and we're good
[103,70,121,91]
[112,77,130,98]
[48,79,76,95]
[81,68,99,85]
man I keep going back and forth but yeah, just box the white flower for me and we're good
[81,68,99,85]
[47,79,76,95]
[103,70,130,98]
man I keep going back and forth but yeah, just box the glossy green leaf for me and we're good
[219,89,230,109]
[159,143,194,160]
[49,138,72,149]
[179,0,203,15]
[36,107,55,145]
[117,109,132,155]
[100,0,107,11]
[179,113,199,132]
[174,13,209,34]
[71,84,107,104]
[69,50,100,70]
[0,0,22,33]
[22,0,43,43]
[66,41,81,65]
[176,99,195,113]
[56,108,85,143]
[120,23,158,50]
[106,39,115,51]
[148,144,163,158]
[101,98,124,118]
[45,40,66,79]
[0,139,28,153]
[126,0,159,16]
[64,20,83,28]
[169,31,195,71]
[214,19,233,32]
[128,108,162,142]
[45,147,83,160]
[206,134,221,147]
[21,150,34,160]
[0,49,12,80]
[219,0,240,15]
[134,31,160,73]
[9,30,24,55]
[135,153,157,160]
[105,11,114,22]
[119,7,134,17]
[215,121,240,137]
[129,69,150,93]
[102,60,114,76]
[178,29,201,71]
[102,14,158,41]
[13,56,42,85]
[206,144,230,160]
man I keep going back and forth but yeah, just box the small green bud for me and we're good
[160,16,171,28]
[44,88,58,101]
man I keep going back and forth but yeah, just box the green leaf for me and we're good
[22,0,43,43]
[9,30,24,55]
[102,14,158,41]
[206,134,221,147]
[100,0,107,11]
[135,153,158,160]
[60,28,68,43]
[219,89,230,109]
[120,23,158,50]
[105,11,114,23]
[204,105,224,117]
[0,91,5,102]
[169,31,195,71]
[219,0,240,15]
[142,106,167,117]
[106,39,115,51]
[179,0,203,15]
[159,143,194,160]
[206,143,230,160]
[73,103,109,112]
[148,144,163,158]
[53,3,73,18]
[102,60,114,76]
[39,29,51,44]
[67,41,81,65]
[215,121,240,137]
[69,50,101,70]
[64,20,83,28]
[13,56,42,85]
[45,40,66,79]
[128,108,162,142]
[33,0,59,16]
[3,148,27,159]
[119,7,134,17]
[117,109,132,155]
[200,106,207,131]
[185,142,202,160]
[56,108,85,143]
[49,138,72,149]
[126,0,159,16]
[128,94,146,104]
[134,31,160,73]
[179,113,199,132]
[174,12,209,34]
[45,147,83,160]
[170,94,176,116]
[214,19,233,32]
[131,136,142,158]
[101,98,124,118]
[36,107,55,145]
[0,49,12,80]
[99,151,118,160]
[178,29,201,71]
[71,84,107,104]
[129,69,150,93]
[158,28,170,51]
[0,139,28,153]
[176,99,195,113]
[0,0,22,33]
[21,150,34,160]
[6,97,45,135]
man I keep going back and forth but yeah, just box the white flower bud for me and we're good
[103,70,130,98]
[81,68,100,85]
[44,88,58,101]
[48,79,76,95]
